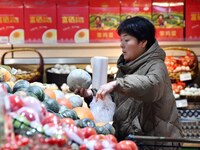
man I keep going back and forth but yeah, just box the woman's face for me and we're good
[120,33,147,62]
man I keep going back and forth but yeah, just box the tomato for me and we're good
[105,134,118,144]
[68,125,84,140]
[88,134,105,141]
[79,144,87,150]
[60,118,75,126]
[36,134,45,144]
[174,88,180,94]
[45,137,57,145]
[117,143,132,150]
[16,136,30,147]
[172,84,177,90]
[41,112,60,125]
[177,85,184,90]
[118,140,138,150]
[18,107,37,122]
[39,104,47,120]
[177,81,186,88]
[94,141,104,150]
[8,94,24,112]
[1,143,19,150]
[56,137,67,147]
[82,127,97,139]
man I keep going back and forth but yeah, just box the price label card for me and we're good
[179,73,192,81]
[0,36,8,44]
[176,99,188,108]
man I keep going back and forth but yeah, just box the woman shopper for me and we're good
[75,16,183,149]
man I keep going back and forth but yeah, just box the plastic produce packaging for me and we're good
[89,94,115,123]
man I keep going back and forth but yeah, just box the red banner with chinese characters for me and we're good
[152,0,184,41]
[120,0,152,22]
[0,0,24,44]
[24,0,57,44]
[185,0,200,41]
[57,0,89,43]
[89,0,120,42]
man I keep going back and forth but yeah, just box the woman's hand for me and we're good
[96,81,117,100]
[74,88,93,98]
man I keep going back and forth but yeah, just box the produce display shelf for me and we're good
[3,57,118,64]
[0,41,200,65]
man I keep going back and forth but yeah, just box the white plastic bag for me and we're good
[89,94,116,123]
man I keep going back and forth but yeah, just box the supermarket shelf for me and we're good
[0,43,11,48]
[3,56,200,65]
[8,41,200,48]
[0,41,200,64]
[3,57,118,64]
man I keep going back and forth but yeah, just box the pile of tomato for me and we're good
[1,94,138,150]
[1,131,138,150]
[165,51,196,74]
[172,81,186,94]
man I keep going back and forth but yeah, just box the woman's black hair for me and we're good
[117,16,156,50]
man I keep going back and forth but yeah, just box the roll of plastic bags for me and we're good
[91,56,108,89]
